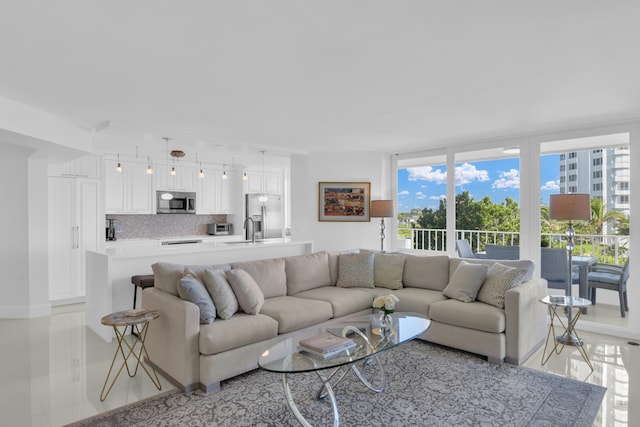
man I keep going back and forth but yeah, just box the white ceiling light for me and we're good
[115,153,122,172]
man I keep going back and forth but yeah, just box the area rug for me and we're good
[66,340,605,427]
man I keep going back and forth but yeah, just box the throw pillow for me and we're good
[336,252,375,288]
[177,271,216,324]
[477,262,528,308]
[202,268,238,319]
[374,253,406,289]
[226,269,265,314]
[442,261,489,302]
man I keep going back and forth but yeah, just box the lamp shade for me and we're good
[370,200,394,218]
[548,194,591,220]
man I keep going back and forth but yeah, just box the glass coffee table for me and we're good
[258,312,430,427]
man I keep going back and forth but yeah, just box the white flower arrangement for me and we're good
[372,294,399,315]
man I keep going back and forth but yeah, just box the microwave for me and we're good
[208,223,233,235]
[156,191,196,214]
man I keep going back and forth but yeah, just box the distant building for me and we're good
[559,147,630,232]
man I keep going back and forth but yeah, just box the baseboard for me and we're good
[0,303,51,318]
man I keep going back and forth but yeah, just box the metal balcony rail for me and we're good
[403,228,628,264]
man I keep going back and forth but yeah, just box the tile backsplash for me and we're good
[106,214,228,239]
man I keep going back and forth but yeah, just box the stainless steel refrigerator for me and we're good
[245,194,283,239]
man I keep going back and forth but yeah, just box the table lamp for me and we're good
[548,193,591,344]
[370,200,394,252]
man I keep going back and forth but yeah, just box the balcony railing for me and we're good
[403,228,629,264]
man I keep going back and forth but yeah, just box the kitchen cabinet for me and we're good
[244,168,282,194]
[49,155,101,179]
[48,177,101,303]
[104,159,154,214]
[198,168,234,214]
[155,163,196,192]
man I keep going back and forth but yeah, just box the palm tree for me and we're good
[588,198,626,236]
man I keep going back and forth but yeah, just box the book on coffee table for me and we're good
[299,341,357,359]
[299,332,354,354]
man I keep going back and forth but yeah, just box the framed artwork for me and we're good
[318,182,371,222]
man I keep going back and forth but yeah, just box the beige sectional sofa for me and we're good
[141,250,548,393]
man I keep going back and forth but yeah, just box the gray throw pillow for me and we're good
[442,261,489,302]
[226,269,265,314]
[476,262,527,308]
[177,271,216,324]
[202,268,238,319]
[374,253,406,289]
[336,252,375,288]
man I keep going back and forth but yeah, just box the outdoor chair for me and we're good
[485,244,520,260]
[540,247,579,294]
[455,239,487,258]
[588,259,630,317]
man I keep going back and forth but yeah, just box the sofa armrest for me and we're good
[504,278,548,364]
[142,288,201,392]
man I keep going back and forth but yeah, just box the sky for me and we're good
[397,155,561,213]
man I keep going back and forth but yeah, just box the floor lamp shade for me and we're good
[548,194,591,221]
[370,200,394,218]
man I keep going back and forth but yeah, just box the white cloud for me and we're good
[540,180,560,191]
[415,191,426,199]
[398,190,410,196]
[408,163,489,187]
[429,194,446,201]
[455,163,490,186]
[492,169,520,189]
[407,166,447,184]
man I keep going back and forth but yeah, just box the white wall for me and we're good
[290,151,391,252]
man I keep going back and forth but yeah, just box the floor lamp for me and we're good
[548,193,591,344]
[370,200,394,252]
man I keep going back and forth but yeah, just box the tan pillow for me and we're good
[226,269,265,314]
[286,251,332,295]
[336,252,375,288]
[230,258,286,298]
[374,253,406,289]
[442,261,489,302]
[476,263,527,308]
[403,255,450,291]
[151,262,216,296]
[202,268,238,319]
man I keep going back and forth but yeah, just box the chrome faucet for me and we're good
[243,217,255,243]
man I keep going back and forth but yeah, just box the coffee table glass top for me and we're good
[258,312,430,374]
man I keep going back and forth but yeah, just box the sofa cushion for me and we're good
[429,299,506,333]
[231,258,287,298]
[442,261,489,302]
[336,252,375,288]
[393,287,449,316]
[226,269,265,314]
[199,313,279,355]
[177,271,216,324]
[286,251,332,295]
[260,296,333,334]
[449,258,535,282]
[294,286,375,318]
[402,255,450,291]
[151,262,230,296]
[374,253,405,290]
[202,268,238,320]
[476,263,527,309]
[328,249,360,286]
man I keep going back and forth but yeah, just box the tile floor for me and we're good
[0,303,637,426]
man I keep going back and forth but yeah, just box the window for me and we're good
[560,164,565,172]
[560,154,565,160]
[569,152,577,159]
[569,163,577,170]
[619,182,629,191]
[593,149,602,154]
[593,158,602,166]
[559,176,566,183]
[569,186,578,192]
[593,170,602,179]
[593,183,602,191]
[619,195,629,204]
[569,175,577,182]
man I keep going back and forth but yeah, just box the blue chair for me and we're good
[455,239,487,259]
[588,259,629,317]
[485,244,519,260]
[540,247,579,294]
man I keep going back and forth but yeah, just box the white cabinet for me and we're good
[48,177,101,303]
[244,168,282,194]
[105,159,154,214]
[156,163,196,192]
[198,168,235,214]
[49,155,101,179]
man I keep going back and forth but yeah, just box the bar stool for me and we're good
[131,274,154,335]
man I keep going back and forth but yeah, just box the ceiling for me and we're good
[1,1,639,161]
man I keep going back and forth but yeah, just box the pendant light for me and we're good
[115,153,122,172]
[258,151,268,202]
[222,164,228,180]
[197,153,204,178]
[146,156,153,174]
[242,164,248,181]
